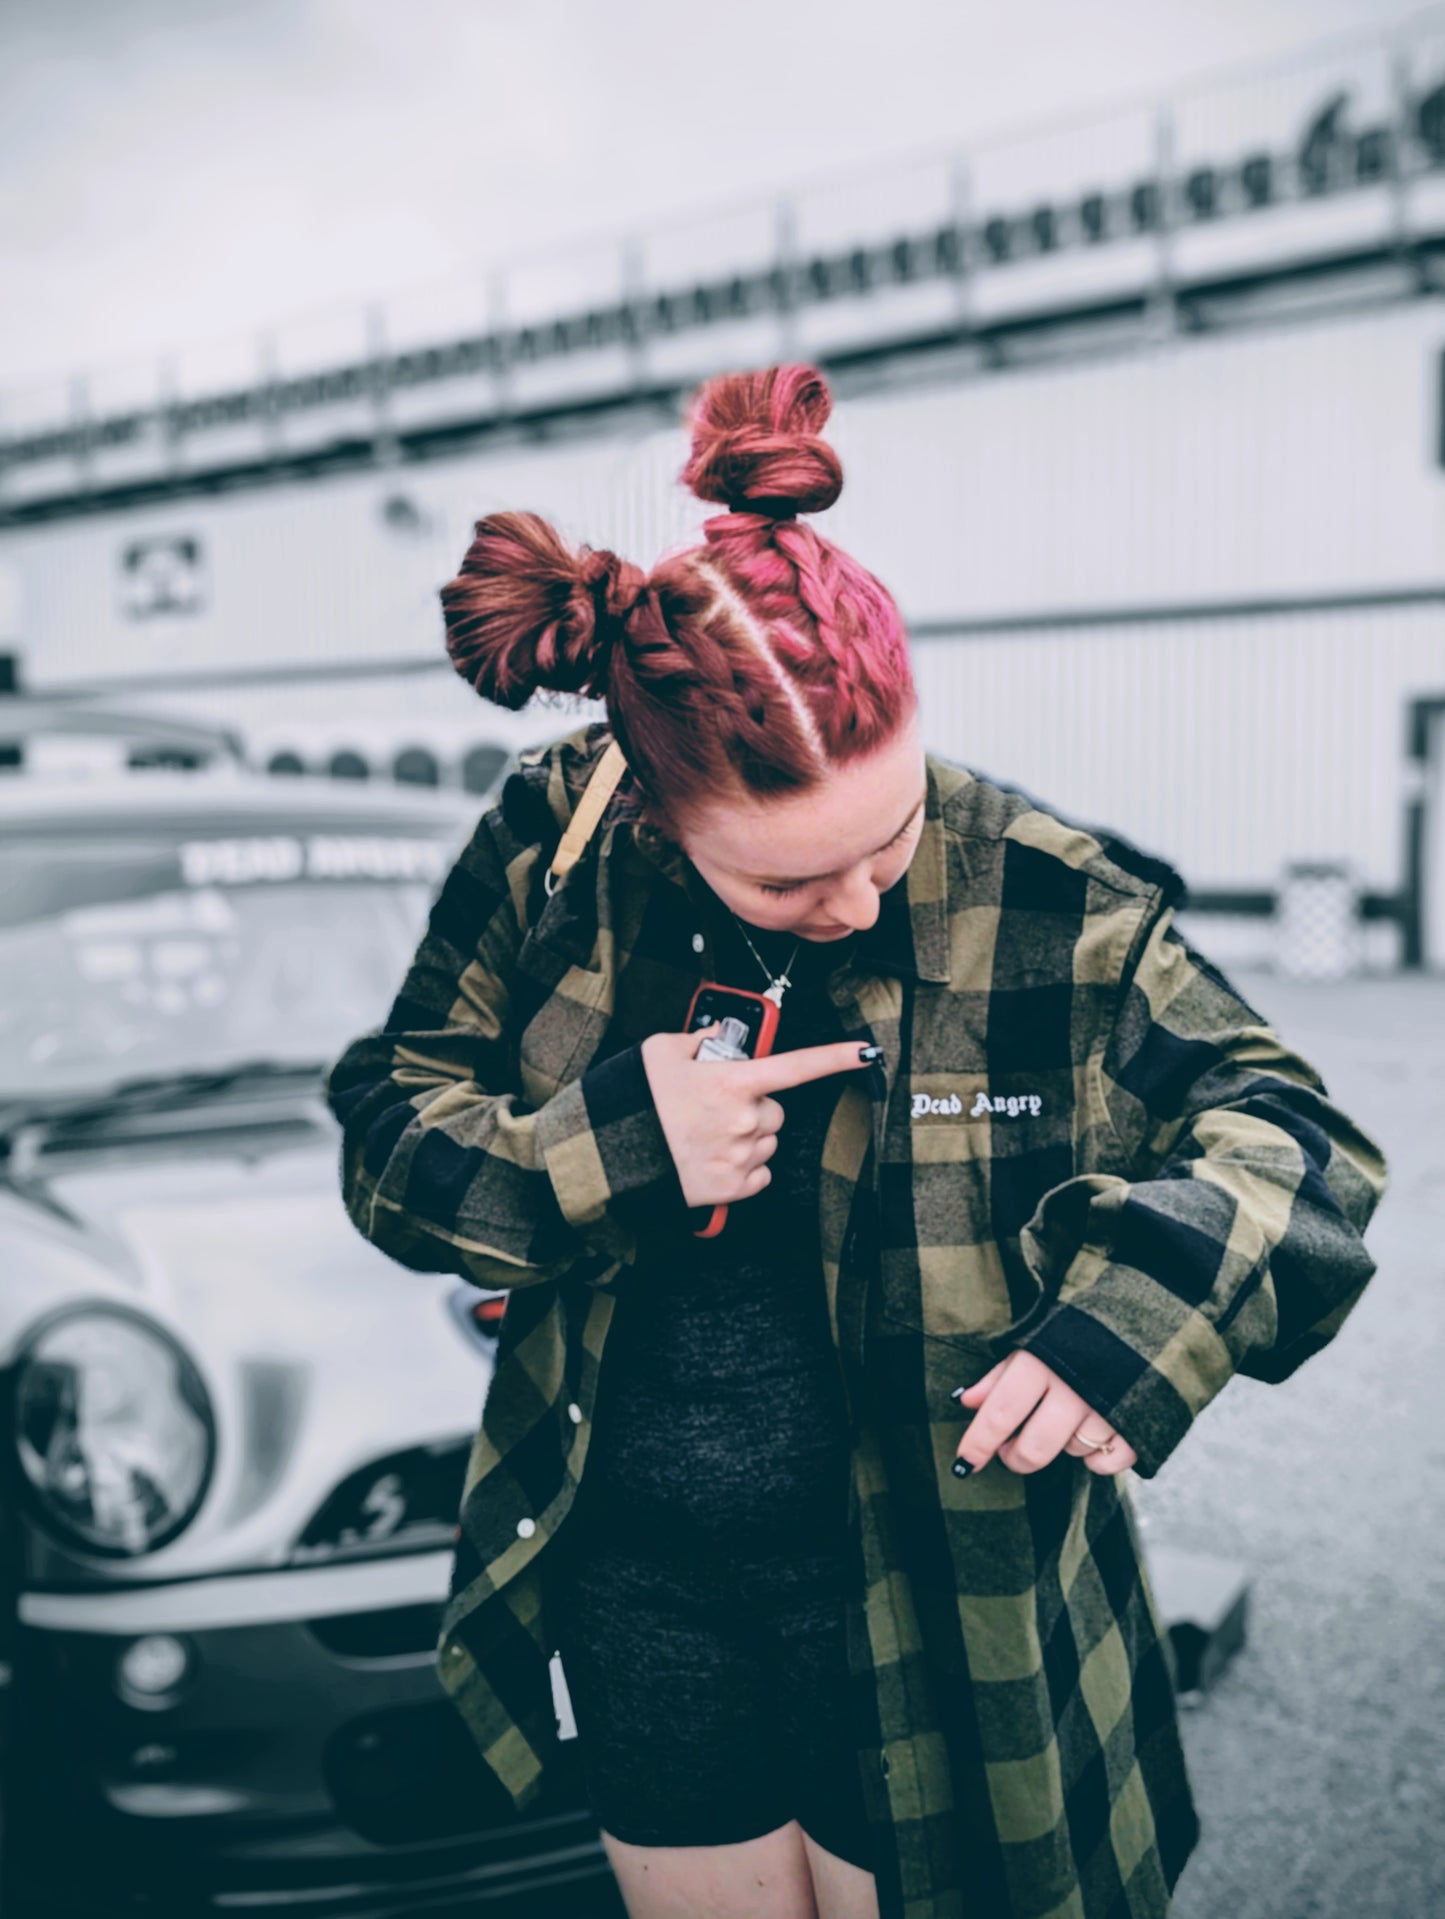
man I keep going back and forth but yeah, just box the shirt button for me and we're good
[567,1402,583,1423]
[691,932,705,953]
[516,1517,536,1539]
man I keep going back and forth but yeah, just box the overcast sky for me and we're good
[1,0,1435,401]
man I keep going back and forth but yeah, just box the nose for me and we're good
[820,865,881,932]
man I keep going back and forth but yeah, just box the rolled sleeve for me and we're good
[326,757,694,1294]
[1012,893,1390,1479]
[535,1041,697,1240]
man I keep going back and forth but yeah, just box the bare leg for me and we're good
[799,1828,880,1919]
[601,1818,820,1919]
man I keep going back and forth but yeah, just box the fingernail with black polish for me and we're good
[948,1386,968,1404]
[859,1044,884,1063]
[952,1458,973,1478]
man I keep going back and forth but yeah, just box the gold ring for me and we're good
[1074,1429,1115,1454]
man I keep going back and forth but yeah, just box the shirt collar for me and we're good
[622,756,951,986]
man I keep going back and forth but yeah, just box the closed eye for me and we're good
[758,815,915,895]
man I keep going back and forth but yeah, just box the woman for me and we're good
[325,363,1389,1919]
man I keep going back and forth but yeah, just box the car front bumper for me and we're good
[7,1550,617,1918]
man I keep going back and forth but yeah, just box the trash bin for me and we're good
[1275,860,1359,980]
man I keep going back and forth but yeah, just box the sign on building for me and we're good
[119,535,208,619]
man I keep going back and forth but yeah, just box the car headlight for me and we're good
[13,1305,215,1557]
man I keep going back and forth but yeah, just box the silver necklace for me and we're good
[729,912,802,1006]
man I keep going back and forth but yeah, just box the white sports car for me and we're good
[0,761,615,1918]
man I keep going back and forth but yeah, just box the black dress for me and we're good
[546,888,876,1870]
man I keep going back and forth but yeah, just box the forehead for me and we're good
[686,726,925,875]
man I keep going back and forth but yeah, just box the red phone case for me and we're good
[683,981,780,1238]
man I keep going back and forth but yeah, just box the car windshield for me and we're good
[0,813,464,1103]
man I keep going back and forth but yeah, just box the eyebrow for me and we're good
[744,788,927,885]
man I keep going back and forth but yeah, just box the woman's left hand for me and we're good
[952,1349,1137,1477]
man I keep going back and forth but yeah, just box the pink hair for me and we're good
[440,362,917,823]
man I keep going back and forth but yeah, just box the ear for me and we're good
[635,797,674,837]
[633,788,691,846]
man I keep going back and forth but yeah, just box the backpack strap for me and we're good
[544,738,630,897]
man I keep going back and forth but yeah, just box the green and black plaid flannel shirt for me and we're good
[326,720,1389,1919]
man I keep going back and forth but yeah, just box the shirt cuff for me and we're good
[535,1042,700,1241]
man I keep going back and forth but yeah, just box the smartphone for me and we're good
[682,982,781,1238]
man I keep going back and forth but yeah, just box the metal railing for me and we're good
[3,12,1444,504]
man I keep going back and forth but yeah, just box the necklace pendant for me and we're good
[726,907,801,1007]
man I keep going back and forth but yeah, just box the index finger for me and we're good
[741,1040,879,1095]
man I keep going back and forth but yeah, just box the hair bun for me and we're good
[680,362,843,519]
[440,512,645,711]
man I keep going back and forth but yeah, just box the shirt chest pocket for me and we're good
[875,1067,1081,1351]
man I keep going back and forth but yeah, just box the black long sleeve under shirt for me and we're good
[569,890,859,1567]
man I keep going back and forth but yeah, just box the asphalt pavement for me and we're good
[1127,962,1445,1919]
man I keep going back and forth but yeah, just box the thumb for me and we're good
[745,1040,879,1095]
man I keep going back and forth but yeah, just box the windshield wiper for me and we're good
[0,1057,331,1150]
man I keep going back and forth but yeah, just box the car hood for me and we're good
[3,1096,498,1583]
